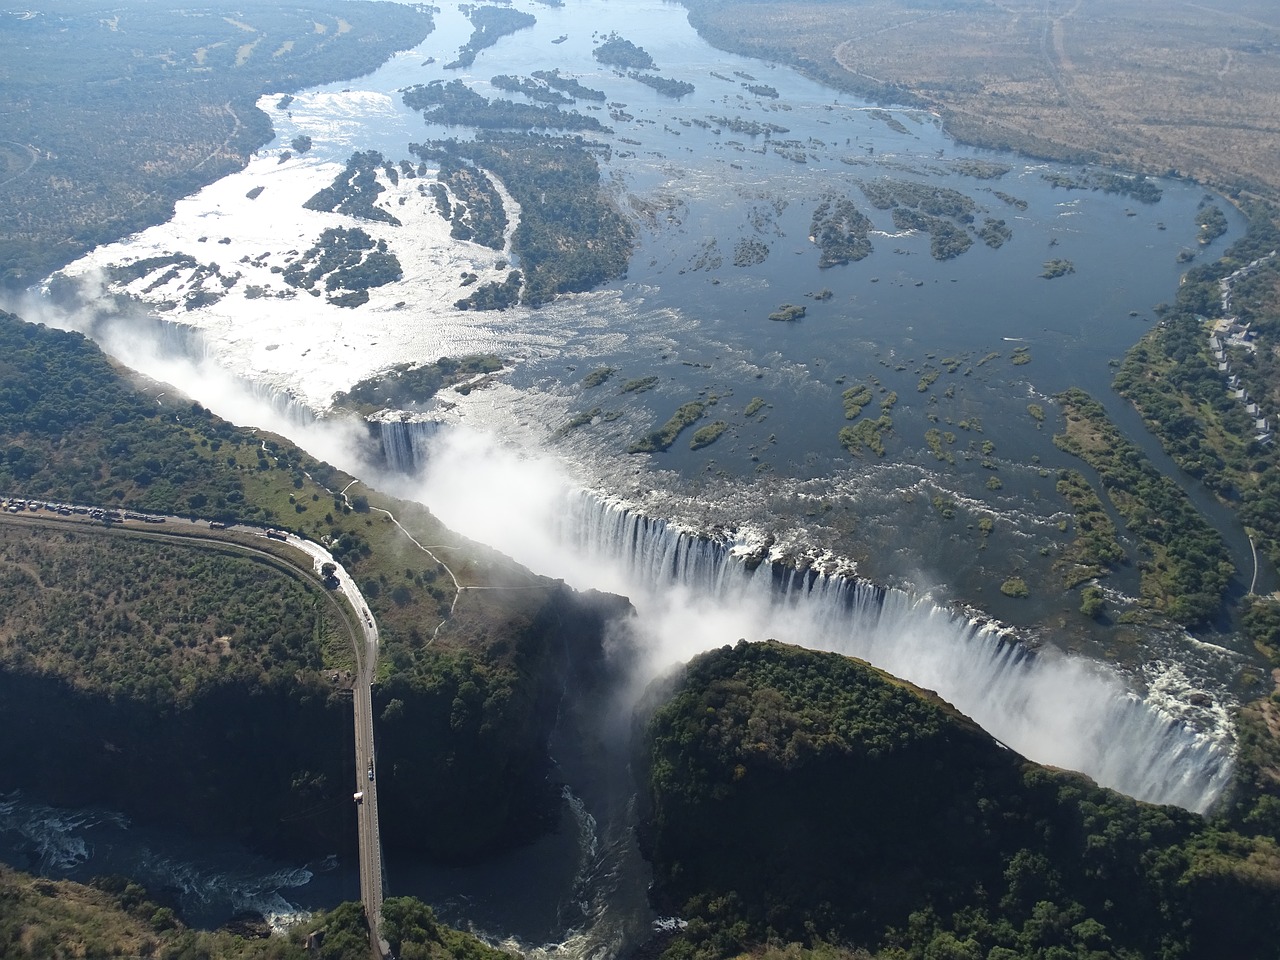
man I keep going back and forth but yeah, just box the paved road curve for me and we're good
[0,500,390,955]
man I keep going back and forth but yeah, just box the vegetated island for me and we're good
[629,401,707,453]
[638,640,1280,960]
[689,421,729,449]
[402,79,606,132]
[410,134,633,307]
[810,196,873,267]
[1041,258,1075,278]
[861,179,978,260]
[1053,387,1232,628]
[593,33,656,70]
[768,303,806,322]
[629,73,696,98]
[532,68,608,102]
[445,5,536,70]
[330,355,504,416]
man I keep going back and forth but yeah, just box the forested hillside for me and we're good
[640,641,1280,960]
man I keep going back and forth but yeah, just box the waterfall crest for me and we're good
[376,417,443,474]
[558,490,1233,814]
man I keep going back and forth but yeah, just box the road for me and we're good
[0,499,390,955]
[287,536,388,954]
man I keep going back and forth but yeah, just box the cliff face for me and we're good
[0,584,631,864]
[638,640,1280,960]
[0,669,354,856]
[376,584,634,862]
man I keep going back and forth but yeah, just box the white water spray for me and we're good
[409,426,1233,814]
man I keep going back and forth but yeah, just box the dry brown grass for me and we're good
[686,0,1280,196]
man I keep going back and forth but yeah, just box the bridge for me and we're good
[0,500,392,956]
[280,535,390,957]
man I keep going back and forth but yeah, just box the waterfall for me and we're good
[376,417,443,474]
[558,490,1233,814]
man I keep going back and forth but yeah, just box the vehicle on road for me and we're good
[353,791,364,804]
[368,762,374,781]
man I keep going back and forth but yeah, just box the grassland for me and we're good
[681,0,1280,198]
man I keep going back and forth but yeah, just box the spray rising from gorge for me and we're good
[398,424,1233,814]
[16,280,1236,816]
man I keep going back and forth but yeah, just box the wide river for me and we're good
[21,0,1269,953]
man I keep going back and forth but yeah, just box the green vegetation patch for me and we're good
[1196,203,1228,245]
[620,376,660,394]
[734,237,770,267]
[304,150,402,225]
[1053,387,1232,626]
[630,401,707,453]
[953,159,1011,180]
[0,526,338,703]
[809,196,873,267]
[924,427,954,462]
[744,397,767,418]
[581,367,616,389]
[552,407,601,440]
[1054,469,1126,588]
[1043,170,1162,203]
[999,575,1029,597]
[281,225,402,304]
[838,415,892,456]
[593,33,656,69]
[437,156,509,248]
[402,80,605,132]
[446,5,536,69]
[455,270,522,311]
[332,355,503,414]
[861,178,976,222]
[490,74,573,104]
[768,303,806,322]
[1041,258,1076,279]
[642,640,1280,960]
[891,207,974,260]
[690,421,729,450]
[976,216,1013,248]
[1080,584,1106,619]
[411,134,633,306]
[867,108,909,134]
[532,69,607,101]
[841,384,872,419]
[630,73,695,98]
[993,190,1029,210]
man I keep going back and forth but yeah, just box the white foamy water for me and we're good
[0,792,327,931]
